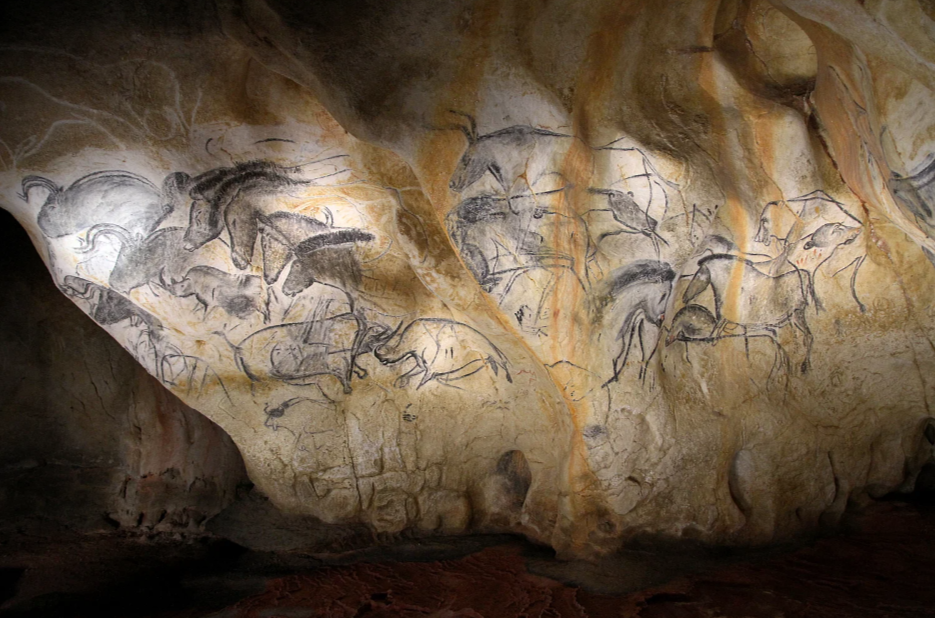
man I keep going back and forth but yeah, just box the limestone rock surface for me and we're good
[2,0,935,557]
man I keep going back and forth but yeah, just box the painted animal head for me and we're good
[754,200,797,247]
[665,304,716,345]
[371,320,406,361]
[182,198,223,251]
[447,111,501,193]
[803,223,861,250]
[641,282,673,326]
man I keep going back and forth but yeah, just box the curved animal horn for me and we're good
[448,110,477,143]
[76,223,133,254]
[18,175,60,202]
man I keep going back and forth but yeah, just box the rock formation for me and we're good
[2,0,935,558]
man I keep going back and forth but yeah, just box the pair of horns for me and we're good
[447,110,477,142]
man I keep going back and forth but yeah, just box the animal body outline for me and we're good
[60,275,158,328]
[20,170,172,239]
[222,312,380,395]
[77,223,193,294]
[753,190,866,312]
[596,260,675,385]
[446,110,578,196]
[665,303,792,390]
[162,264,268,322]
[889,155,935,231]
[586,187,668,256]
[177,159,333,269]
[682,253,813,373]
[374,317,513,389]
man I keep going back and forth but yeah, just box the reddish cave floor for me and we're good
[193,500,935,618]
[3,499,935,617]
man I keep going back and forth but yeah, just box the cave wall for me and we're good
[0,209,246,533]
[1,0,935,558]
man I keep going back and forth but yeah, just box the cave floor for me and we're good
[1,499,934,617]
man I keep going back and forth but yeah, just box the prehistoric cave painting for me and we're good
[281,228,376,298]
[889,156,935,233]
[664,303,791,389]
[445,118,687,350]
[594,260,675,385]
[753,190,866,312]
[446,111,578,196]
[263,396,334,436]
[258,211,330,283]
[175,157,351,270]
[161,265,268,322]
[57,275,226,394]
[15,153,398,406]
[220,312,375,396]
[666,304,717,346]
[160,352,233,404]
[446,186,586,338]
[587,188,667,255]
[77,224,195,294]
[373,318,512,390]
[681,253,813,374]
[60,275,159,328]
[20,171,173,239]
[584,140,679,259]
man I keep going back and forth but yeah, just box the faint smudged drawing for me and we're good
[374,318,512,389]
[162,265,268,322]
[20,171,173,239]
[753,190,866,312]
[76,224,194,294]
[595,260,675,385]
[60,275,160,328]
[263,396,333,434]
[665,304,791,390]
[682,253,812,373]
[446,188,587,338]
[545,360,605,403]
[446,111,577,196]
[219,312,382,396]
[160,353,233,404]
[889,156,935,231]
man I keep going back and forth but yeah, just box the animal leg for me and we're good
[609,319,639,384]
[807,270,823,313]
[338,373,352,395]
[742,325,750,362]
[640,328,662,386]
[849,256,867,313]
[791,308,813,374]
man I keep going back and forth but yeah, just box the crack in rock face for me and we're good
[2,0,935,557]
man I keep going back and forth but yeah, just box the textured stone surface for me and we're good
[2,0,935,557]
[0,208,246,534]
